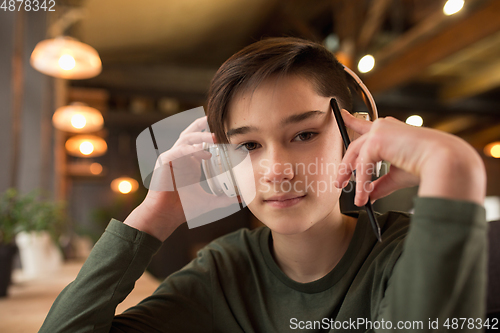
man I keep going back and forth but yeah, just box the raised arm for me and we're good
[39,115,232,332]
[335,110,488,331]
[38,218,163,333]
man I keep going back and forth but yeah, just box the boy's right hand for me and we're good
[124,116,237,242]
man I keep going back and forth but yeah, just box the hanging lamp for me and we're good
[53,102,104,133]
[65,135,107,157]
[110,177,139,194]
[30,36,102,79]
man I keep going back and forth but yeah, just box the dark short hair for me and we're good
[207,37,352,144]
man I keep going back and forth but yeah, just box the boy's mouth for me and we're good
[263,194,307,208]
[264,193,306,202]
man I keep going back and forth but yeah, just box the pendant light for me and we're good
[30,36,102,79]
[110,177,139,194]
[65,135,107,157]
[53,102,104,133]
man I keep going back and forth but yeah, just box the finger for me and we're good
[354,146,375,206]
[156,144,210,167]
[180,116,209,136]
[192,149,212,161]
[383,116,401,123]
[177,131,215,146]
[369,172,399,202]
[341,109,372,135]
[175,145,210,161]
[336,134,369,186]
[370,166,419,202]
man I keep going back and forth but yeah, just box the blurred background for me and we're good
[0,0,500,328]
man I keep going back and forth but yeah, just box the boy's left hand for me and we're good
[335,109,486,206]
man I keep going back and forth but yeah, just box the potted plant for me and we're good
[0,188,66,296]
[15,191,66,279]
[0,188,23,297]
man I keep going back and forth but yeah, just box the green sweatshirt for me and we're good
[39,197,487,332]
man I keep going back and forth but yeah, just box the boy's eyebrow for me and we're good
[226,110,325,139]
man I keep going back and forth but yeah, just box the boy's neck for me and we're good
[270,210,357,284]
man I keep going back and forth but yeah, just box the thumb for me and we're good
[369,173,399,203]
[369,166,411,202]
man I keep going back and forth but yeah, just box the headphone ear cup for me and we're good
[347,112,370,142]
[201,143,225,196]
[201,143,238,197]
[346,112,372,182]
[220,145,241,198]
[347,111,382,178]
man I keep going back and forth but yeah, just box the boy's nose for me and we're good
[261,149,295,184]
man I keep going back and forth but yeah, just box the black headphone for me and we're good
[201,65,379,198]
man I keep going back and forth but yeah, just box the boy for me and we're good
[40,38,487,332]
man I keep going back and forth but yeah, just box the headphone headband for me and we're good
[342,66,378,121]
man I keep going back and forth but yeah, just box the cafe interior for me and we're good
[0,0,499,331]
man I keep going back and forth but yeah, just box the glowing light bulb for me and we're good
[118,181,132,194]
[490,144,500,158]
[443,0,464,16]
[90,163,103,175]
[71,114,87,129]
[358,55,375,73]
[110,177,138,194]
[405,115,423,127]
[58,54,76,70]
[79,141,94,155]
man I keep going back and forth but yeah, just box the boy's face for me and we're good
[225,75,345,235]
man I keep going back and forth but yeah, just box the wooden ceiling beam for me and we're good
[440,59,500,101]
[357,0,392,52]
[279,3,321,42]
[364,0,500,94]
[372,4,465,67]
[333,0,364,59]
[373,85,500,116]
[431,115,479,134]
[464,123,500,149]
[426,31,500,77]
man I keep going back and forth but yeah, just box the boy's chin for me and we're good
[262,217,315,236]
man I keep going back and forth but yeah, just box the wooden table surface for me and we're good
[0,261,160,333]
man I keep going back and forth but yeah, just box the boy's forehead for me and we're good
[225,76,327,128]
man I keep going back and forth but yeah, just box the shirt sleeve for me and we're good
[376,196,487,332]
[109,242,214,332]
[38,219,164,333]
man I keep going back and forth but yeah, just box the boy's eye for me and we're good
[237,142,260,152]
[293,132,317,142]
[235,132,318,152]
